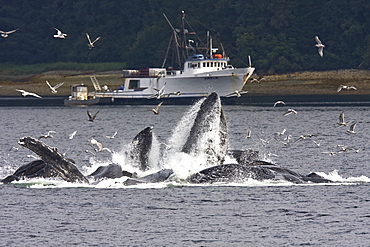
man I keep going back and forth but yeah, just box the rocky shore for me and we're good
[0,69,369,97]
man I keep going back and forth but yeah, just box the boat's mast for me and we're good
[181,11,188,61]
[163,13,182,69]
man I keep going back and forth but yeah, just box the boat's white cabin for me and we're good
[182,54,232,76]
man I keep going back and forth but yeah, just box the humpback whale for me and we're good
[187,161,332,184]
[1,92,334,185]
[1,128,163,185]
[180,92,228,167]
[127,126,153,171]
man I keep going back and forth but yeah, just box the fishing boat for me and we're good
[64,12,255,106]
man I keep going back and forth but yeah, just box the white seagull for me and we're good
[347,123,356,134]
[86,33,101,49]
[151,101,163,115]
[15,89,42,98]
[250,77,266,83]
[90,137,103,152]
[337,85,357,92]
[283,108,298,116]
[151,83,166,99]
[39,131,56,139]
[0,28,18,38]
[315,36,325,57]
[106,131,118,139]
[69,130,77,139]
[246,128,251,138]
[273,100,286,107]
[46,80,64,94]
[226,90,248,97]
[53,28,67,39]
[276,128,286,136]
[167,91,181,97]
[337,112,349,126]
[90,137,112,153]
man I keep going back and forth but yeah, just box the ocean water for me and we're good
[1,103,370,246]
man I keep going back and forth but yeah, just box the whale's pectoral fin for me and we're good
[18,137,89,183]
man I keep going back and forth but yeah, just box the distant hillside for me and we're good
[0,0,369,73]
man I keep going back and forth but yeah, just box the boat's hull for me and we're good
[64,95,237,106]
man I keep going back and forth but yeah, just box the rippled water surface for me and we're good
[1,104,370,246]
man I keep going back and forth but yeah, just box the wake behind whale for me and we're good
[0,92,350,186]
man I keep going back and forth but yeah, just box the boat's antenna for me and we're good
[220,42,226,58]
[207,31,210,56]
[248,55,252,68]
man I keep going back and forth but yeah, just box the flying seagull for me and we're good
[167,91,181,97]
[276,128,286,136]
[315,36,325,57]
[226,90,248,98]
[337,112,349,126]
[106,131,118,139]
[337,85,357,92]
[90,137,103,152]
[151,101,163,115]
[293,134,318,144]
[15,89,42,98]
[87,110,99,121]
[250,77,265,84]
[273,100,286,107]
[347,123,356,134]
[46,81,64,94]
[0,28,18,38]
[86,33,101,49]
[90,137,112,153]
[53,28,67,39]
[39,131,56,139]
[245,128,251,138]
[69,130,77,139]
[283,108,298,116]
[151,83,166,99]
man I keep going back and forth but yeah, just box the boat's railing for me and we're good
[122,68,166,78]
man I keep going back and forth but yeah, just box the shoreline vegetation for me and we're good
[0,63,369,97]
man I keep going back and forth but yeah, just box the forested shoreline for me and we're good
[0,0,369,74]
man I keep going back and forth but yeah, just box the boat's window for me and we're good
[129,80,139,89]
[76,86,87,92]
[207,62,209,67]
